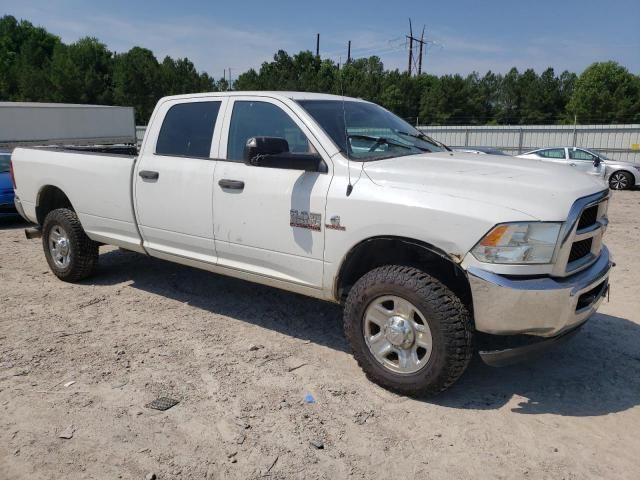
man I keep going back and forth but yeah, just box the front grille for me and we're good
[557,192,608,277]
[577,205,598,230]
[568,238,593,263]
[576,281,607,311]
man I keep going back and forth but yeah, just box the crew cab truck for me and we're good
[11,92,613,395]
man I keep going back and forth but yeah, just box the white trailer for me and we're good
[0,102,136,148]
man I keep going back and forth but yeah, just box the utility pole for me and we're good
[316,33,320,57]
[347,40,351,64]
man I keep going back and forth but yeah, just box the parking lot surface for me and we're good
[1,191,639,479]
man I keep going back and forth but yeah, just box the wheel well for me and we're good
[335,236,472,310]
[36,186,73,225]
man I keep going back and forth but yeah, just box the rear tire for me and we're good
[609,171,633,190]
[42,208,99,282]
[344,265,473,396]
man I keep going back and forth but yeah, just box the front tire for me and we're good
[42,208,99,282]
[344,265,473,396]
[609,171,633,190]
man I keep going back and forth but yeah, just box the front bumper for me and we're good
[468,246,612,337]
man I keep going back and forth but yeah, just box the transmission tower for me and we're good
[407,19,429,76]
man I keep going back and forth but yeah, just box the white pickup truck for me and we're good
[11,92,613,395]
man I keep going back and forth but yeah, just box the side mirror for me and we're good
[244,136,289,162]
[244,136,327,173]
[593,156,602,167]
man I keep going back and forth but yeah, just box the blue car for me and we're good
[0,150,17,217]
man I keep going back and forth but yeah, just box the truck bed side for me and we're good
[12,147,144,252]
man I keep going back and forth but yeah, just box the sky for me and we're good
[4,0,640,79]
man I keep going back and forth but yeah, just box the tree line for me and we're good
[1,15,639,125]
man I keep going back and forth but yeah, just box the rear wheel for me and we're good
[344,265,473,396]
[609,171,632,190]
[42,208,99,282]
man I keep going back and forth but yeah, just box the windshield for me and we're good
[297,100,448,161]
[0,154,10,173]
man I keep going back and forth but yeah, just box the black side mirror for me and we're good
[244,136,326,173]
[244,136,289,162]
[593,156,602,167]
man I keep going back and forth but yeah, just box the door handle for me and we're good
[218,179,245,190]
[139,170,159,180]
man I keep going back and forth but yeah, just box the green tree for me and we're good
[113,47,163,123]
[567,61,640,124]
[161,56,215,95]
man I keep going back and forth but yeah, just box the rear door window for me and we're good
[156,101,222,158]
[538,148,566,159]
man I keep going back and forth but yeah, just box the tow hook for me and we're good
[24,227,42,240]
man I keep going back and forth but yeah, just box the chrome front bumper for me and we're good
[468,246,612,337]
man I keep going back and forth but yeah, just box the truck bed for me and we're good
[12,147,144,253]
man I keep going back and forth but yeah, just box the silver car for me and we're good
[518,147,640,190]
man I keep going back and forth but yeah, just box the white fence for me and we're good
[418,124,640,163]
[136,124,640,164]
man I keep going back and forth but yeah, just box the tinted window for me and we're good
[0,154,9,173]
[156,101,221,158]
[538,148,565,159]
[569,149,596,161]
[227,101,312,161]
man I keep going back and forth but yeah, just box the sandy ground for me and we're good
[1,191,639,480]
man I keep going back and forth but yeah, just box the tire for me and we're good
[609,171,633,190]
[344,265,473,396]
[42,208,99,282]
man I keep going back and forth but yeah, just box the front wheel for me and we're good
[344,265,474,396]
[609,171,632,190]
[42,208,99,282]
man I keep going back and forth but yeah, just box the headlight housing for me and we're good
[471,222,561,264]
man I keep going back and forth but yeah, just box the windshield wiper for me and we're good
[394,130,450,151]
[348,134,413,151]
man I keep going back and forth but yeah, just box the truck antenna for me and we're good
[339,58,353,197]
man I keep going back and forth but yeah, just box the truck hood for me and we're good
[363,152,607,221]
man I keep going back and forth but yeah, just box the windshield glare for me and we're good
[0,154,10,173]
[297,100,447,161]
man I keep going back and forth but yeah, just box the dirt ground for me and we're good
[1,191,639,480]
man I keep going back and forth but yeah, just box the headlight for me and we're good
[471,222,561,264]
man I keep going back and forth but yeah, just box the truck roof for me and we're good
[158,91,370,103]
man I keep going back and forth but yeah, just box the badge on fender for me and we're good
[325,215,346,231]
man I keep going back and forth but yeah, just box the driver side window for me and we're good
[227,101,315,161]
[569,149,596,161]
